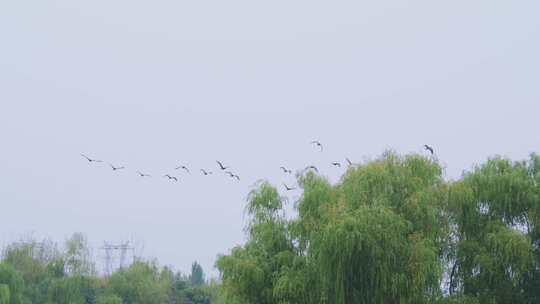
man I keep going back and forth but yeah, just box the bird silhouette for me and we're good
[137,171,151,177]
[424,145,434,155]
[109,164,125,171]
[216,161,229,170]
[280,166,292,174]
[201,169,212,176]
[332,162,341,167]
[163,174,178,182]
[175,165,190,174]
[224,171,240,180]
[305,165,319,173]
[310,141,323,152]
[81,154,103,163]
[283,183,297,191]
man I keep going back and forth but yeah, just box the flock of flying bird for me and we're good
[81,141,436,192]
[80,155,241,183]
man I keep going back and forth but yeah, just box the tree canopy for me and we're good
[190,261,205,286]
[217,151,540,304]
[0,234,220,304]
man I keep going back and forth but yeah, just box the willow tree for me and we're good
[216,182,297,304]
[0,263,24,304]
[0,284,9,304]
[302,152,449,304]
[447,154,540,303]
[217,152,449,304]
[217,151,540,303]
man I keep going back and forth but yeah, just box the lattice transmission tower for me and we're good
[100,241,134,276]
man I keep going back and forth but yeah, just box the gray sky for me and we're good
[1,0,539,277]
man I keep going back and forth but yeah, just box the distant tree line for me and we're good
[216,151,540,304]
[0,234,223,304]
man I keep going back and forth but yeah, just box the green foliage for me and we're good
[246,181,285,225]
[436,295,480,304]
[190,261,205,286]
[0,237,217,304]
[1,238,62,303]
[218,152,447,303]
[64,233,95,276]
[0,284,9,304]
[0,236,99,304]
[46,275,86,304]
[108,260,170,304]
[0,263,24,304]
[95,294,122,304]
[203,280,233,304]
[448,155,540,303]
[184,286,212,304]
[217,180,297,304]
[218,151,540,304]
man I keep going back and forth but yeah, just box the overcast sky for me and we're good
[1,0,539,277]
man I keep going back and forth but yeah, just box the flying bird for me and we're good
[137,171,151,177]
[175,165,190,174]
[280,166,292,174]
[332,162,341,167]
[283,183,297,191]
[201,169,212,176]
[216,161,230,170]
[163,174,178,182]
[305,165,319,173]
[310,140,323,152]
[225,171,240,180]
[81,154,103,163]
[424,144,434,155]
[109,164,125,171]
